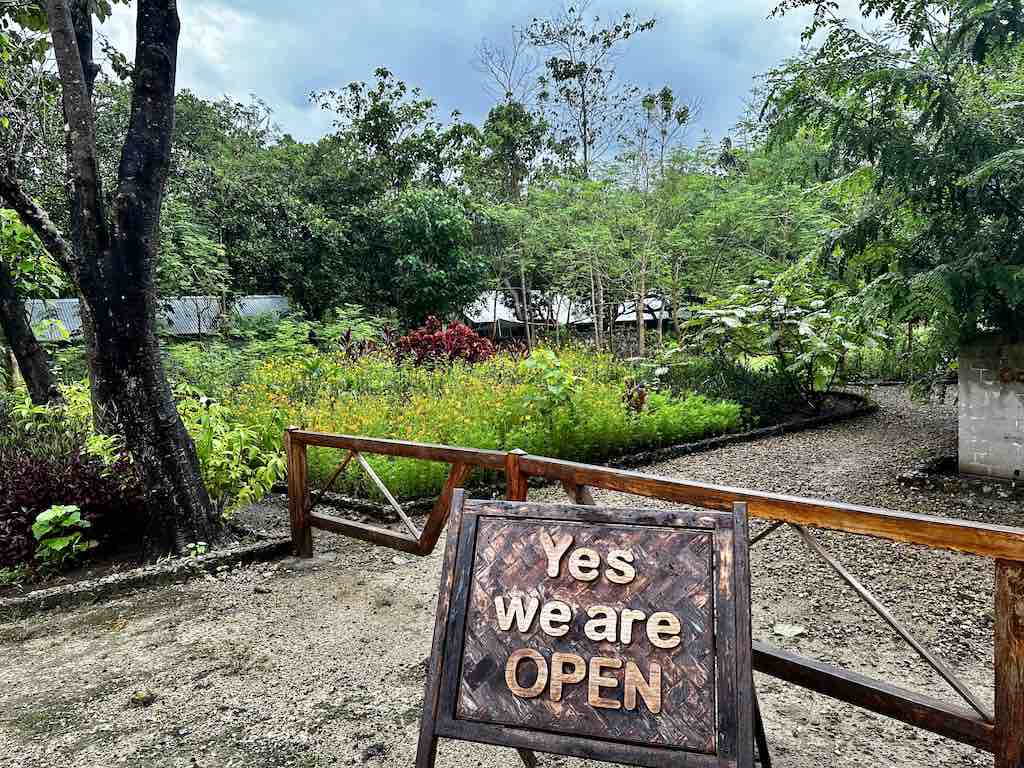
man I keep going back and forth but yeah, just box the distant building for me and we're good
[24,295,290,342]
[464,291,675,338]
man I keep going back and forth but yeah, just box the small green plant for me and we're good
[684,275,883,412]
[521,349,578,418]
[186,541,209,557]
[32,504,98,569]
[0,566,27,586]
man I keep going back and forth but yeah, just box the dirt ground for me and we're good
[1,386,1020,768]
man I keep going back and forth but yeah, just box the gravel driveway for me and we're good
[1,386,1019,768]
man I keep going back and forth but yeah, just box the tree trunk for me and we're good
[656,293,664,344]
[0,262,60,405]
[609,302,617,351]
[1,348,13,392]
[43,0,218,556]
[670,284,682,340]
[637,272,646,357]
[503,277,525,342]
[519,253,531,349]
[906,320,914,379]
[491,292,499,340]
[86,281,218,553]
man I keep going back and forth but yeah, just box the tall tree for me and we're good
[471,101,549,202]
[475,28,542,105]
[767,0,1024,345]
[0,264,56,403]
[0,0,219,554]
[619,86,691,190]
[526,1,656,177]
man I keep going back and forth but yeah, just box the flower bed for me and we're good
[214,347,743,499]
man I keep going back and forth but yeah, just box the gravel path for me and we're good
[2,386,1020,768]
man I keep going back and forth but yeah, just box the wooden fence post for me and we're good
[285,427,313,557]
[505,448,528,502]
[996,558,1024,768]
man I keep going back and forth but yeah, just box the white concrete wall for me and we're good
[959,337,1024,481]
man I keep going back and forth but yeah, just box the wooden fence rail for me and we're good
[284,428,1024,767]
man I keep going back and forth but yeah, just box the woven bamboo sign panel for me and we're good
[457,517,716,750]
[417,494,754,768]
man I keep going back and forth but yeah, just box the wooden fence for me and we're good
[284,427,1024,767]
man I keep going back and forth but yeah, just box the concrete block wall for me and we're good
[959,337,1024,482]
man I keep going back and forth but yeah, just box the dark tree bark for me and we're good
[0,0,219,556]
[0,263,60,405]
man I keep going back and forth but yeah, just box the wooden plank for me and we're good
[466,499,720,530]
[288,430,507,469]
[433,718,729,768]
[354,451,421,539]
[417,462,472,556]
[308,450,354,515]
[752,641,994,752]
[995,559,1024,768]
[308,511,421,555]
[285,428,313,557]
[752,687,771,768]
[505,448,528,502]
[518,455,1024,561]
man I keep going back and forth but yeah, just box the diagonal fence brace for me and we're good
[354,450,422,540]
[307,450,355,516]
[792,523,994,723]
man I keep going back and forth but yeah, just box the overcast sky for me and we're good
[99,1,865,144]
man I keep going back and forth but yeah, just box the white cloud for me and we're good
[97,0,876,143]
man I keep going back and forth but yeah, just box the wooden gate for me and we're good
[284,428,1024,767]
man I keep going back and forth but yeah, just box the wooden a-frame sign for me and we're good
[416,491,755,768]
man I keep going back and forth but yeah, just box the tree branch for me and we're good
[113,0,180,257]
[45,0,108,271]
[0,169,75,276]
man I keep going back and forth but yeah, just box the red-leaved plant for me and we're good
[0,449,145,569]
[396,317,495,366]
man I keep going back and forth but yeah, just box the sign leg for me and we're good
[753,684,771,768]
[415,735,438,768]
[516,748,538,768]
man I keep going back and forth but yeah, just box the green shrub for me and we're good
[3,379,283,520]
[683,275,883,412]
[646,350,804,425]
[32,505,98,569]
[175,384,287,514]
[0,566,27,586]
[844,325,955,391]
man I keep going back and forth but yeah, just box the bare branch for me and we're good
[475,28,541,105]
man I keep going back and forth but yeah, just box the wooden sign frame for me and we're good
[416,491,754,768]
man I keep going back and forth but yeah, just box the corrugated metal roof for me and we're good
[464,291,673,327]
[24,295,290,341]
[25,299,82,342]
